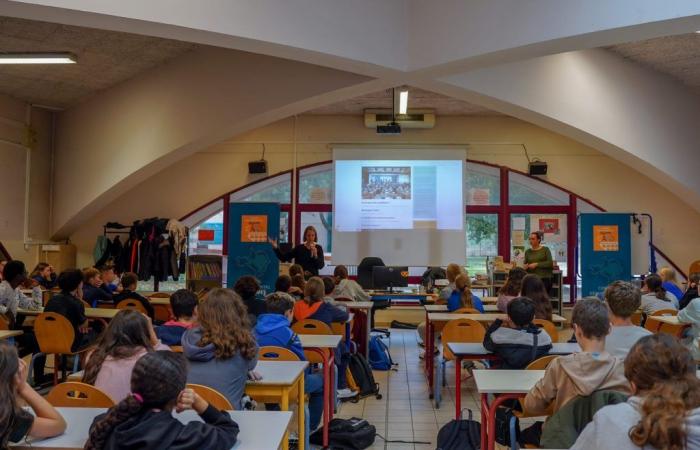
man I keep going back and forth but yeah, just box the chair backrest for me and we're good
[357,257,385,289]
[330,321,347,341]
[34,312,76,354]
[526,354,559,370]
[171,345,183,353]
[629,311,643,326]
[292,319,332,335]
[116,299,147,314]
[47,382,115,407]
[186,383,233,410]
[259,346,301,361]
[453,307,481,314]
[149,292,170,298]
[533,319,559,343]
[0,314,9,330]
[650,309,678,317]
[657,322,689,338]
[689,260,700,279]
[441,318,486,360]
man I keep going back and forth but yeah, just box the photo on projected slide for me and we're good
[361,166,411,200]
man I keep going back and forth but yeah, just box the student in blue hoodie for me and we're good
[447,274,484,313]
[255,292,324,431]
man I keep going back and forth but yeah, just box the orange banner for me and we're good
[593,225,619,251]
[241,215,268,243]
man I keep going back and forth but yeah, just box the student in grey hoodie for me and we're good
[182,289,258,410]
[572,334,700,450]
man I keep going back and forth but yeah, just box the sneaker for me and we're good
[337,388,357,399]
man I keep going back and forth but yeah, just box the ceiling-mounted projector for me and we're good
[376,121,401,135]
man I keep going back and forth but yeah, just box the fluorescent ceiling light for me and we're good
[0,53,76,64]
[399,90,408,115]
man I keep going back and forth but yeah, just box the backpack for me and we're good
[347,353,382,400]
[436,410,481,450]
[368,336,397,371]
[310,417,376,450]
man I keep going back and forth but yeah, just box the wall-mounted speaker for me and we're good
[528,161,547,176]
[248,160,268,174]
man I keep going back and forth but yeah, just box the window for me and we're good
[300,165,333,204]
[188,211,224,255]
[279,211,289,244]
[466,214,498,275]
[509,172,569,205]
[230,173,291,203]
[511,213,568,277]
[466,163,500,205]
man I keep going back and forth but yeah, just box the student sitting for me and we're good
[571,334,700,450]
[44,269,93,352]
[677,295,700,361]
[82,310,170,402]
[182,289,258,409]
[322,276,343,308]
[289,263,304,279]
[30,262,57,289]
[0,344,66,446]
[604,281,651,359]
[640,273,678,314]
[659,266,684,302]
[156,289,198,346]
[234,275,266,326]
[333,265,370,302]
[254,292,325,431]
[448,273,484,313]
[439,263,464,302]
[679,272,700,310]
[112,272,155,319]
[483,297,552,369]
[85,351,239,450]
[100,264,121,294]
[293,277,355,399]
[523,298,630,417]
[82,267,113,307]
[496,267,527,312]
[520,274,553,321]
[291,274,306,299]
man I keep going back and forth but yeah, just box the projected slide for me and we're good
[335,160,463,231]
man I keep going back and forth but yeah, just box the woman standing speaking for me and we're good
[269,225,325,276]
[524,230,554,293]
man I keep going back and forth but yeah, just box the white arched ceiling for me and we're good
[1,0,700,236]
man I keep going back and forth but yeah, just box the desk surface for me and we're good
[18,307,120,319]
[299,334,342,348]
[17,407,291,450]
[647,315,680,325]
[250,360,308,386]
[473,369,545,394]
[482,297,498,303]
[0,330,22,339]
[448,342,580,356]
[149,298,170,306]
[344,301,374,309]
[428,312,566,324]
[425,304,500,312]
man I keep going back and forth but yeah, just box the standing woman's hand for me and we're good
[268,237,278,249]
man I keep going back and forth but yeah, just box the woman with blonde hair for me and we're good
[448,273,484,313]
[659,266,684,302]
[182,288,258,409]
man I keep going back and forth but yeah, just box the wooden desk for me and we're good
[16,407,292,450]
[482,296,498,304]
[0,330,22,340]
[18,307,120,320]
[447,343,579,417]
[424,304,500,313]
[298,334,341,448]
[245,360,308,450]
[647,315,680,325]
[474,369,545,450]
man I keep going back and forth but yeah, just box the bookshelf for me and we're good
[187,254,223,291]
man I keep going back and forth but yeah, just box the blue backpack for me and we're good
[368,336,397,371]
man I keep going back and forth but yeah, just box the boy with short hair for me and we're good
[483,296,553,369]
[523,298,630,415]
[155,289,198,346]
[254,292,324,431]
[112,272,155,319]
[100,264,121,293]
[332,265,369,302]
[82,268,112,307]
[604,281,651,359]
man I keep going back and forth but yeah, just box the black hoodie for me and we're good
[90,404,239,450]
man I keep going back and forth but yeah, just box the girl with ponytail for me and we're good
[0,343,65,447]
[448,273,484,313]
[641,274,679,314]
[572,334,700,450]
[85,351,239,450]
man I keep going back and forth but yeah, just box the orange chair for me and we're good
[452,307,481,314]
[148,293,172,322]
[630,311,643,326]
[292,319,332,364]
[437,318,486,405]
[171,345,183,353]
[34,313,94,385]
[533,319,558,343]
[688,260,700,279]
[187,384,233,410]
[526,354,559,370]
[116,299,147,314]
[259,346,301,361]
[47,382,115,407]
[644,309,678,332]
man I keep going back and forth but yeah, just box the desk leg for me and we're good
[298,372,305,450]
[480,393,489,450]
[455,356,462,420]
[486,394,524,450]
[345,322,351,353]
[426,319,434,398]
[364,309,370,358]
[281,387,290,450]
[308,348,332,449]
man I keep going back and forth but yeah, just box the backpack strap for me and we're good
[530,328,539,363]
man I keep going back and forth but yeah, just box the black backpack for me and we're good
[310,417,376,450]
[436,410,481,450]
[347,353,382,400]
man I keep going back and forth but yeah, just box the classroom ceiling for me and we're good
[607,32,700,96]
[0,16,198,109]
[305,86,502,116]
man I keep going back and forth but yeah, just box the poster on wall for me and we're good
[241,215,268,243]
[468,188,490,205]
[539,218,560,235]
[593,225,619,251]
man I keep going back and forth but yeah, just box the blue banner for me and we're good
[227,203,280,297]
[580,213,632,298]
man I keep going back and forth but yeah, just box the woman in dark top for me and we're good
[269,226,325,276]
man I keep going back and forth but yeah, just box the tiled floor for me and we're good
[333,328,486,450]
